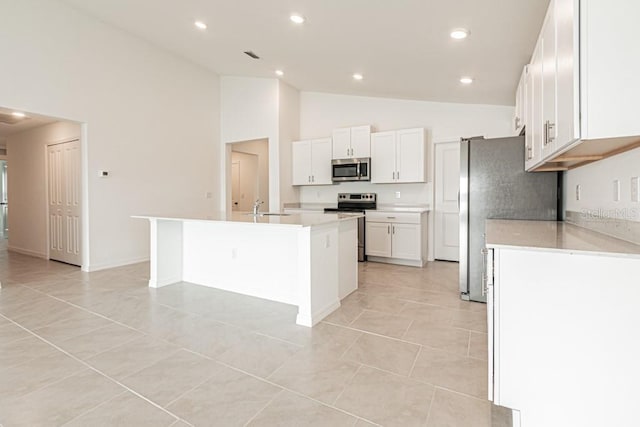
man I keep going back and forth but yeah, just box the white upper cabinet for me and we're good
[371,128,426,184]
[526,0,640,172]
[514,66,527,135]
[292,138,332,186]
[331,125,371,159]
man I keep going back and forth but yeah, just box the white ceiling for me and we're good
[61,0,549,106]
[0,108,58,139]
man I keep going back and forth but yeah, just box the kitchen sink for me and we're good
[243,212,291,217]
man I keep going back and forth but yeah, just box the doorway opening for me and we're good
[0,107,84,267]
[227,138,269,213]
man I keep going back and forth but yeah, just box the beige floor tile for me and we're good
[0,335,58,370]
[469,332,488,360]
[324,299,365,326]
[121,349,219,406]
[2,296,85,329]
[64,391,177,427]
[248,391,357,426]
[85,335,182,380]
[426,388,491,427]
[57,323,143,360]
[167,362,282,426]
[0,321,31,344]
[0,369,123,427]
[410,347,488,399]
[342,333,420,376]
[0,350,85,400]
[403,320,470,355]
[217,332,301,378]
[351,291,409,314]
[335,366,435,427]
[349,310,413,339]
[306,322,362,356]
[32,310,114,343]
[452,309,488,332]
[268,348,360,404]
[398,302,455,324]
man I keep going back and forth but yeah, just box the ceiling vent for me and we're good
[0,112,29,125]
[244,51,260,59]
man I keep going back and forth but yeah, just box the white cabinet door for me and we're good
[365,222,392,257]
[396,128,426,183]
[541,3,557,160]
[350,125,371,158]
[391,223,421,260]
[311,138,332,185]
[332,128,351,160]
[528,42,544,170]
[371,131,396,184]
[555,0,579,150]
[292,140,312,185]
[434,142,460,261]
[514,68,526,135]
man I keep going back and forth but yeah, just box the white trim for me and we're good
[83,256,149,273]
[367,256,425,268]
[148,275,182,288]
[7,246,48,259]
[296,298,341,327]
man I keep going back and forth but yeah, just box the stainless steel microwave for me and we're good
[331,158,371,182]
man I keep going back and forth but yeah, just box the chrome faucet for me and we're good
[252,199,264,215]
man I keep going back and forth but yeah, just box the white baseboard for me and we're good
[297,299,341,327]
[84,256,150,272]
[7,246,47,259]
[148,276,182,288]
[367,256,425,268]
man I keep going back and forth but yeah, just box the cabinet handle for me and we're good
[514,116,520,130]
[392,225,395,234]
[386,216,396,219]
[548,122,555,143]
[312,175,315,183]
[387,225,390,234]
[397,171,400,180]
[527,146,533,160]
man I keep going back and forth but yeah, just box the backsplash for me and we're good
[565,210,640,246]
[298,181,432,205]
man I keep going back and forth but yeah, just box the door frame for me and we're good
[45,136,83,266]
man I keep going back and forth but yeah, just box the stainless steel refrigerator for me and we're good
[459,136,559,302]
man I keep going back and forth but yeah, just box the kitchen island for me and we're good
[134,212,362,326]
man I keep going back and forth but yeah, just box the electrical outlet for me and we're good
[395,191,401,199]
[632,177,639,203]
[205,191,212,199]
[613,180,620,202]
[575,184,581,201]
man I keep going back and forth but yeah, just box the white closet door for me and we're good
[434,142,460,261]
[48,140,81,266]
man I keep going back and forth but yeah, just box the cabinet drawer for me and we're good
[365,211,420,224]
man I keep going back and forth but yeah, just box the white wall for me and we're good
[231,139,269,208]
[564,148,640,221]
[6,121,81,257]
[220,76,299,212]
[299,92,514,204]
[0,0,220,270]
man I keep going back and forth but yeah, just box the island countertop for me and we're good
[133,211,363,228]
[485,219,640,258]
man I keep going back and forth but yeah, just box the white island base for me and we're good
[137,213,360,327]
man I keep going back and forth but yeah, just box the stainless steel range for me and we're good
[324,193,377,262]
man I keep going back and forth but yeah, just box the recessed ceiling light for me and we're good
[353,73,364,81]
[290,14,305,24]
[194,21,207,30]
[460,77,474,84]
[450,28,470,40]
[275,70,284,77]
[11,111,26,118]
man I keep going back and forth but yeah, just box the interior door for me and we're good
[231,161,240,211]
[435,142,460,261]
[47,140,81,266]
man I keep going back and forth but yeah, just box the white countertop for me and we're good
[133,211,363,228]
[485,219,640,258]
[283,202,430,213]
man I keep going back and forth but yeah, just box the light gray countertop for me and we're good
[133,211,363,228]
[283,202,430,213]
[485,219,640,258]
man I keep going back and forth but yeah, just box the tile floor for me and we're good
[0,242,511,426]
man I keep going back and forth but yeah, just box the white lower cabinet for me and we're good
[365,211,426,267]
[487,246,640,427]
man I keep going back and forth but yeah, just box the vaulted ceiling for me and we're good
[61,0,549,105]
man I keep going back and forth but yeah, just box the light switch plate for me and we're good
[613,180,620,202]
[395,191,401,199]
[632,177,639,202]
